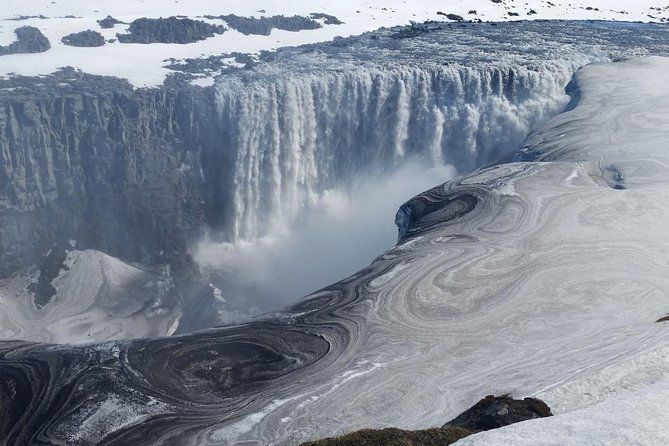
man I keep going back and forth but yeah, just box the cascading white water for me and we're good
[189,59,592,323]
[214,60,583,241]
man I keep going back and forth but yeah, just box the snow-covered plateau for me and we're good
[1,0,669,86]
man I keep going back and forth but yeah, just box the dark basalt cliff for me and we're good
[0,71,231,277]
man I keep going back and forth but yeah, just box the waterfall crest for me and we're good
[214,61,581,240]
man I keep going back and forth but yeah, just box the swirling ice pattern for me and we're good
[0,251,182,343]
[2,56,669,444]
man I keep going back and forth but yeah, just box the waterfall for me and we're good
[213,60,584,241]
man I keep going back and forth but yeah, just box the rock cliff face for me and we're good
[0,71,227,277]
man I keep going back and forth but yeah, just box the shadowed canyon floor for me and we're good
[1,55,669,445]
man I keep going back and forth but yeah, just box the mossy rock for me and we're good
[300,395,553,446]
[301,426,472,446]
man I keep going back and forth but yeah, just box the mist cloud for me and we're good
[193,161,457,321]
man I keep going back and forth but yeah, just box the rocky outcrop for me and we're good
[310,13,343,25]
[301,395,553,445]
[301,426,472,446]
[0,26,50,56]
[212,14,322,35]
[61,30,105,47]
[26,243,70,308]
[5,15,48,21]
[437,12,465,22]
[117,17,226,44]
[97,15,124,29]
[443,394,553,430]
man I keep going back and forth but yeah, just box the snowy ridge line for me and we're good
[1,0,669,86]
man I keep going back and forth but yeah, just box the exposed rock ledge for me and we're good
[302,395,552,445]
